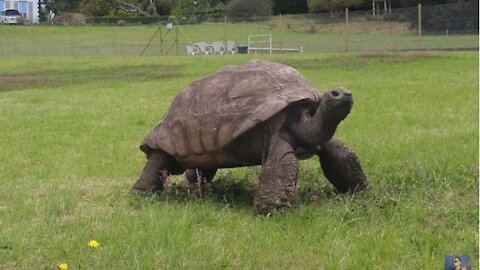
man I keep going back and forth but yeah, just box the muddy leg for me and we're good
[318,138,368,193]
[254,136,298,215]
[132,149,184,195]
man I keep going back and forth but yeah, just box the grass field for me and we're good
[0,24,478,56]
[0,51,478,269]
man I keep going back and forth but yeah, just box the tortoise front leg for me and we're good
[254,136,298,215]
[132,149,185,195]
[318,138,368,193]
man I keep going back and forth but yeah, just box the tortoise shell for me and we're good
[142,60,321,158]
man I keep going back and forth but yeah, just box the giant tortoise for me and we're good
[132,60,368,214]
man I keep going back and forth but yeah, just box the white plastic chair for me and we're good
[195,42,211,55]
[226,40,237,54]
[211,41,225,55]
[185,44,198,56]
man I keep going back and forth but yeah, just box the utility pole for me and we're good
[176,21,179,55]
[224,16,227,50]
[345,8,349,52]
[279,14,283,51]
[418,3,422,49]
[193,0,197,17]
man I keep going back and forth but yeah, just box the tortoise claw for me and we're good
[130,187,156,197]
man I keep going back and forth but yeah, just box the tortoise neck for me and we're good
[313,106,340,143]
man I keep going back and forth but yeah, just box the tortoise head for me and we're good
[321,88,353,123]
[290,88,353,147]
[310,88,353,143]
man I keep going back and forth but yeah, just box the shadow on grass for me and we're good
[132,176,341,211]
[152,177,256,210]
[279,51,441,71]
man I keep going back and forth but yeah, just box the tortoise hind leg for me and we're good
[132,149,185,195]
[254,136,298,215]
[185,168,217,185]
[318,139,368,193]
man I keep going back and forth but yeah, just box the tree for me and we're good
[81,0,118,16]
[354,0,471,9]
[44,0,81,12]
[155,0,173,15]
[226,0,273,17]
[149,0,158,15]
[272,0,308,15]
[115,0,170,16]
[309,0,365,16]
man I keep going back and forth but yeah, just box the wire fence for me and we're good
[0,1,477,57]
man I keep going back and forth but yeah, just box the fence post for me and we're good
[345,8,349,52]
[278,14,283,51]
[418,3,422,49]
[70,27,74,56]
[160,23,163,56]
[32,27,37,56]
[112,26,117,56]
[176,21,179,55]
[0,27,3,56]
[224,16,227,51]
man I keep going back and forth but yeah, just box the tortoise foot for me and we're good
[254,190,293,215]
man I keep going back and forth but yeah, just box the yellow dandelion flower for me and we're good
[88,239,100,248]
[58,263,69,270]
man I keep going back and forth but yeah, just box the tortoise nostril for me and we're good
[344,91,352,97]
[331,90,339,97]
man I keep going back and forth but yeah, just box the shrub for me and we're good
[179,16,188,24]
[85,16,169,25]
[188,16,198,24]
[272,0,308,15]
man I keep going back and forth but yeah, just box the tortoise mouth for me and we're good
[343,98,353,109]
[326,97,352,112]
[340,102,352,118]
[328,98,352,121]
[343,95,352,104]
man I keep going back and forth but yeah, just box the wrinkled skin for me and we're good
[132,60,368,215]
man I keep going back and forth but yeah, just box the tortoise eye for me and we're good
[308,108,316,117]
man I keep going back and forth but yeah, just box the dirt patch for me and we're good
[0,63,180,91]
[274,17,413,34]
[0,262,17,270]
[280,57,368,70]
[311,21,412,34]
[359,51,436,59]
[281,51,440,71]
[0,75,46,86]
[357,21,412,34]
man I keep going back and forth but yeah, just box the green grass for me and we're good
[0,24,477,56]
[0,52,478,269]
